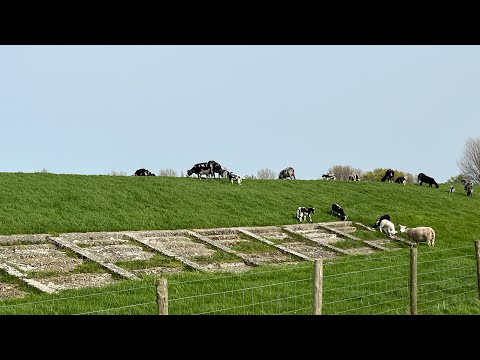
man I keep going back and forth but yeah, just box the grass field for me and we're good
[0,172,479,314]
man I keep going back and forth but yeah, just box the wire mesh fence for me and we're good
[0,242,478,314]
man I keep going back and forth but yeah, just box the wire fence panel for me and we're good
[416,246,478,314]
[168,264,314,315]
[322,251,411,315]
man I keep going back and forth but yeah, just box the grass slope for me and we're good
[0,173,479,314]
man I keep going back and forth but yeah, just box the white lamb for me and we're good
[378,219,397,238]
[399,225,435,247]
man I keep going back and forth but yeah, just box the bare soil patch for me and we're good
[0,244,82,273]
[204,262,252,272]
[142,237,216,258]
[245,251,294,264]
[86,244,154,263]
[34,273,116,292]
[0,282,28,299]
[343,247,377,255]
[0,234,49,245]
[281,242,339,259]
[133,267,184,276]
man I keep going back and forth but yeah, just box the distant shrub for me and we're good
[158,168,178,177]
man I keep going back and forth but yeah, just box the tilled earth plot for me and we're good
[0,234,118,296]
[241,226,339,260]
[125,230,251,273]
[193,228,301,266]
[59,231,184,276]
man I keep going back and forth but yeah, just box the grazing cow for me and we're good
[296,207,315,222]
[395,176,406,185]
[465,182,473,197]
[331,203,348,221]
[133,168,156,176]
[226,171,242,185]
[207,160,225,178]
[279,167,296,180]
[381,169,395,183]
[349,174,360,181]
[322,173,336,180]
[448,185,455,193]
[187,162,213,179]
[418,173,439,188]
[374,214,391,228]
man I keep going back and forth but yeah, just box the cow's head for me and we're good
[187,169,193,176]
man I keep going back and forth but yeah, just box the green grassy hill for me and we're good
[0,173,479,315]
[0,173,478,242]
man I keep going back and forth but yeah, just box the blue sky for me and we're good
[1,45,479,182]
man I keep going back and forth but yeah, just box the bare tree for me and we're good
[108,171,127,176]
[158,168,178,177]
[257,168,276,179]
[327,165,364,181]
[457,137,480,183]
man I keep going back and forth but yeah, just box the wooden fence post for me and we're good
[313,259,323,315]
[475,241,480,300]
[410,246,417,315]
[156,278,168,315]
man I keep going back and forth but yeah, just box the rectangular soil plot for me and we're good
[195,228,299,265]
[33,273,117,292]
[244,226,302,244]
[0,243,83,273]
[127,230,251,272]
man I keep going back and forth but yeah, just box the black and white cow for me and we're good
[465,182,473,197]
[418,173,439,188]
[226,171,242,185]
[381,169,395,183]
[374,214,391,228]
[349,174,360,181]
[208,160,226,178]
[331,203,348,221]
[187,162,213,179]
[322,173,336,180]
[279,167,296,180]
[395,176,406,185]
[448,185,455,193]
[133,168,156,176]
[296,207,315,222]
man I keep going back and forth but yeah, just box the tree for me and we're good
[158,168,178,177]
[257,168,276,179]
[457,137,480,183]
[108,170,127,176]
[326,165,364,181]
[362,168,414,183]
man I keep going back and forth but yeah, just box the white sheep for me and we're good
[378,219,397,238]
[399,225,436,247]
